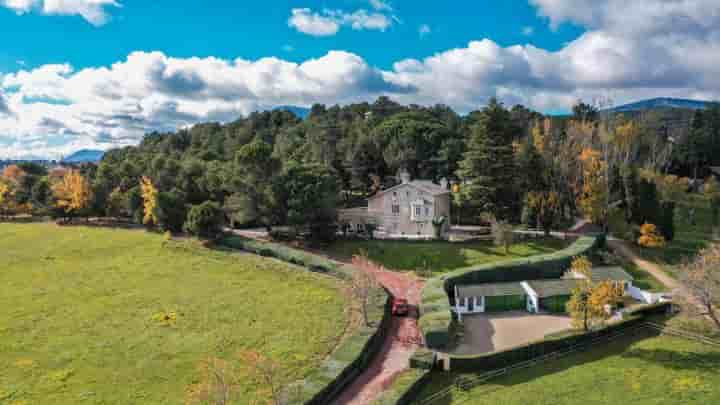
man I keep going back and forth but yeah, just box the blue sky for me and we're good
[1,0,719,158]
[0,1,583,72]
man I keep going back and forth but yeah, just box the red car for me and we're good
[392,298,409,316]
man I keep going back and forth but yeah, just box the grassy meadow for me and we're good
[417,334,720,404]
[0,223,347,404]
[326,238,568,275]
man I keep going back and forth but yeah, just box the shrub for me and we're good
[157,190,187,233]
[184,201,224,238]
[638,223,666,248]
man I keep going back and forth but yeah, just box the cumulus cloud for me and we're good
[0,0,119,26]
[4,0,720,157]
[288,7,393,36]
[0,50,414,158]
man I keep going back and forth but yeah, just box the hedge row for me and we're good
[418,236,599,350]
[220,235,352,280]
[219,235,391,405]
[447,302,671,372]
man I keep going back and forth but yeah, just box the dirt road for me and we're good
[332,257,425,405]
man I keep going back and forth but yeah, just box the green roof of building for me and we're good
[590,266,634,282]
[528,279,581,298]
[457,282,525,299]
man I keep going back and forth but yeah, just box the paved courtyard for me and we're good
[453,311,573,355]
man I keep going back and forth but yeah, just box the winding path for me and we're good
[332,259,425,405]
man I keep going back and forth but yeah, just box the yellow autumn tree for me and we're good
[0,181,11,218]
[638,222,666,248]
[577,147,608,225]
[140,176,158,226]
[566,256,622,331]
[531,123,546,154]
[52,170,92,221]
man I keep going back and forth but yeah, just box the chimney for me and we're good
[400,169,411,184]
[440,177,448,190]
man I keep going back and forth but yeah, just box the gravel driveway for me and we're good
[453,311,573,355]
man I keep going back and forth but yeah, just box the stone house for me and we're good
[339,170,451,239]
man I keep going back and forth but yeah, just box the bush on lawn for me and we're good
[184,201,224,238]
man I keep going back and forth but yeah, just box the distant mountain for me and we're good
[609,97,715,112]
[62,149,105,163]
[273,105,310,119]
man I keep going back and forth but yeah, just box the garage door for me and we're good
[540,295,571,313]
[485,295,526,312]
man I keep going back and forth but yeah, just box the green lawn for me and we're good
[326,238,568,275]
[0,223,347,404]
[417,334,720,404]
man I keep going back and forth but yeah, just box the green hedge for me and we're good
[418,236,599,350]
[447,302,671,372]
[219,235,391,405]
[220,236,352,280]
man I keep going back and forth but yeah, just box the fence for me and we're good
[415,322,655,405]
[411,320,720,405]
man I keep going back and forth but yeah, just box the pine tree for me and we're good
[456,98,517,220]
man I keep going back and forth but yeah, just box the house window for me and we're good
[414,206,422,217]
[425,207,430,216]
[392,204,400,215]
[356,223,365,232]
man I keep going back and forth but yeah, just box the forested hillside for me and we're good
[3,96,720,242]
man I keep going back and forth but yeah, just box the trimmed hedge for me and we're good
[219,235,391,405]
[220,236,352,280]
[447,302,671,372]
[418,236,599,350]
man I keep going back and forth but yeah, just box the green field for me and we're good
[326,238,568,275]
[0,223,347,404]
[418,334,720,404]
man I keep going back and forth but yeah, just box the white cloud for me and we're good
[0,0,119,25]
[369,0,392,11]
[419,24,431,38]
[0,50,414,158]
[288,7,394,36]
[288,8,340,37]
[522,26,534,36]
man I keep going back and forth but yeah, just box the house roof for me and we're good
[369,180,450,200]
[527,279,581,298]
[589,266,634,283]
[457,282,525,299]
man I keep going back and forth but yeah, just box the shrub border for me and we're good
[219,235,391,405]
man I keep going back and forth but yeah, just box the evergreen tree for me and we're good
[659,201,676,242]
[635,179,661,226]
[456,98,517,220]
